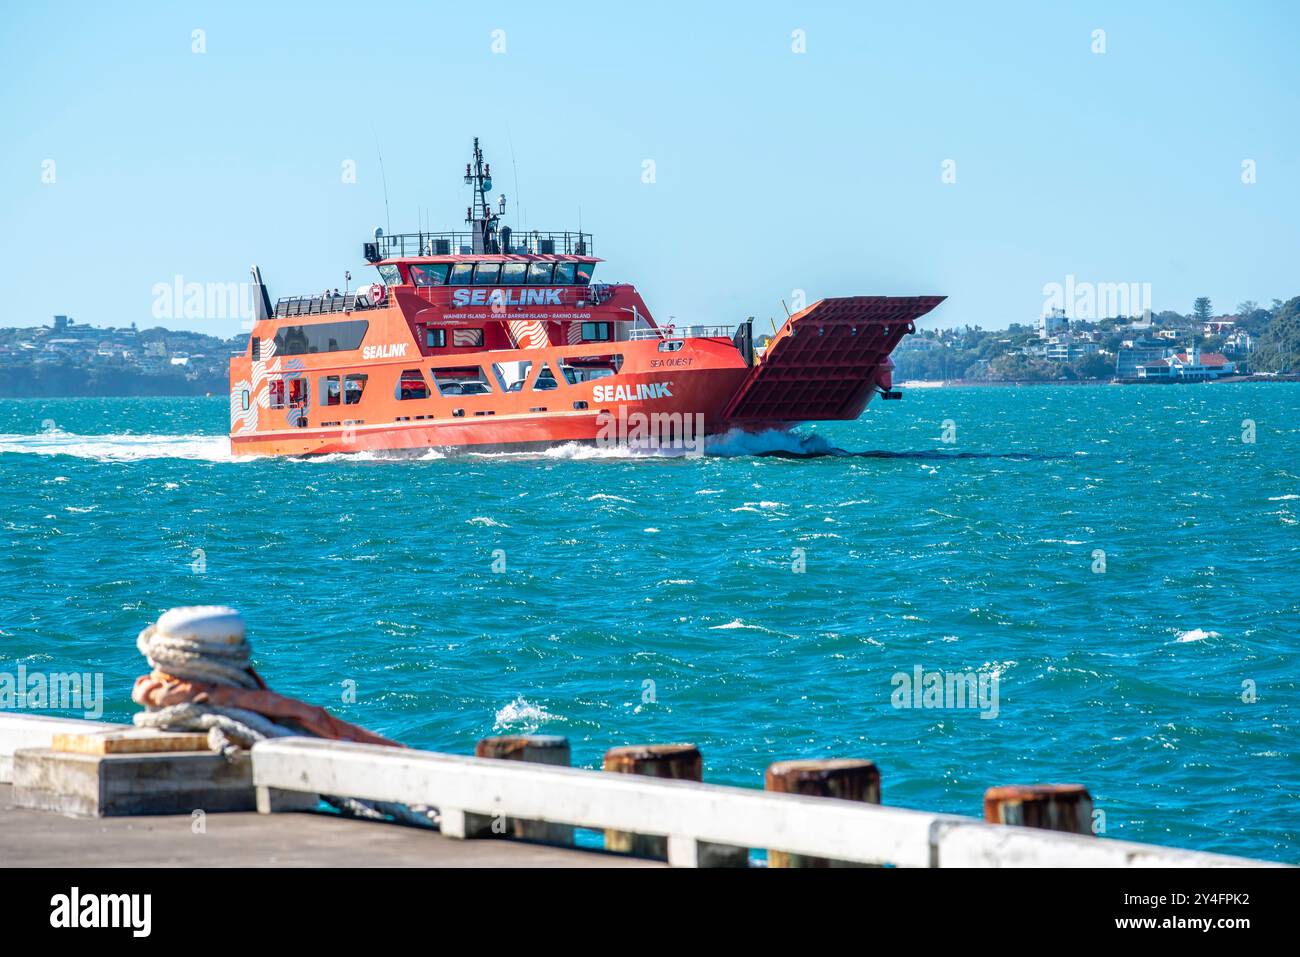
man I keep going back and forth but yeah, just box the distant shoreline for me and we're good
[896,374,1300,389]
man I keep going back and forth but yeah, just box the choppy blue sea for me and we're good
[1,384,1297,861]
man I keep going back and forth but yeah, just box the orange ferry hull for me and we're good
[229,295,944,457]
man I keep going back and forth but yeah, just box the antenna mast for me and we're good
[374,134,391,235]
[464,137,500,253]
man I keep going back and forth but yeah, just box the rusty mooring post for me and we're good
[765,759,881,867]
[603,743,747,866]
[983,784,1093,835]
[467,734,573,845]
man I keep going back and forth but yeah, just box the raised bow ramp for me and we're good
[722,295,946,423]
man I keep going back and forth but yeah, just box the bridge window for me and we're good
[575,262,597,285]
[526,262,554,284]
[432,366,493,396]
[493,360,531,393]
[410,263,450,286]
[344,374,367,404]
[473,263,502,285]
[321,375,341,406]
[396,369,430,400]
[376,264,401,286]
[426,328,447,349]
[582,321,611,342]
[501,262,528,284]
[448,262,475,284]
[566,353,623,382]
[273,320,369,356]
[552,262,576,284]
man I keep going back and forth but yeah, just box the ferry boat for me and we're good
[229,139,944,456]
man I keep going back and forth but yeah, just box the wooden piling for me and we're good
[603,744,747,866]
[765,759,881,867]
[468,735,573,845]
[983,784,1093,835]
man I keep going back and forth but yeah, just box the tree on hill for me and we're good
[989,353,1056,382]
[1071,352,1114,380]
[1252,297,1300,373]
[1192,298,1213,324]
[1233,301,1273,336]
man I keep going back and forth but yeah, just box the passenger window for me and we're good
[582,321,611,341]
[410,263,450,286]
[426,328,447,349]
[251,337,261,360]
[344,374,367,404]
[448,262,475,285]
[501,262,528,285]
[552,262,576,284]
[575,262,597,285]
[321,375,341,406]
[658,340,684,352]
[566,353,624,382]
[526,262,554,284]
[533,362,561,391]
[432,366,493,397]
[396,369,430,400]
[241,390,250,410]
[492,360,532,393]
[473,263,502,285]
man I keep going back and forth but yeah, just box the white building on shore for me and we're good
[1136,345,1234,382]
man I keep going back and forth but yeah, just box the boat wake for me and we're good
[0,428,1055,464]
[0,431,233,463]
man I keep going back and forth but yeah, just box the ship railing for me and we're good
[627,324,735,341]
[274,294,358,319]
[369,230,594,260]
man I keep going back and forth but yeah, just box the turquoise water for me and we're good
[1,384,1297,861]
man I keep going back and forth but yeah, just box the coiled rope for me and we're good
[132,606,437,828]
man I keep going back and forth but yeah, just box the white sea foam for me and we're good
[1174,628,1220,643]
[493,696,558,732]
[1267,494,1299,501]
[467,516,508,527]
[0,426,834,464]
[709,619,782,634]
[0,431,233,462]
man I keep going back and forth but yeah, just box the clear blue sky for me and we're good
[2,0,1297,336]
